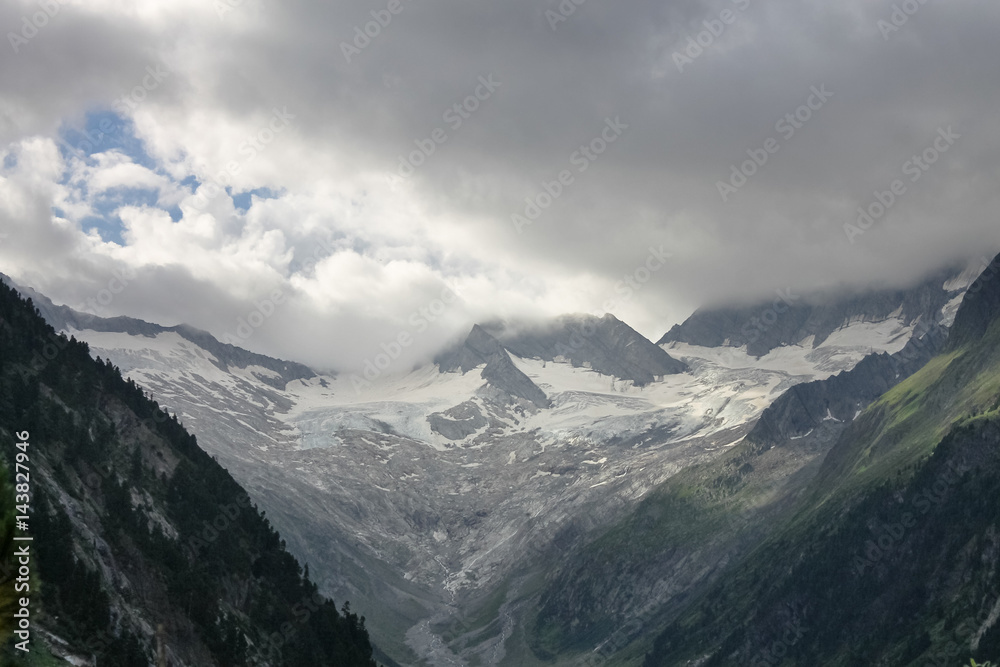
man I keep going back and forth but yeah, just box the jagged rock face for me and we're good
[658,269,962,358]
[478,347,551,410]
[436,324,507,374]
[427,401,489,441]
[948,252,1000,349]
[747,320,950,444]
[437,324,551,408]
[492,313,687,385]
[433,312,691,413]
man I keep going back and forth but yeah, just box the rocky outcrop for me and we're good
[492,313,687,385]
[658,267,962,358]
[427,401,489,440]
[947,252,1000,350]
[436,324,551,408]
[747,318,950,444]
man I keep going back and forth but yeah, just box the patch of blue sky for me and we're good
[56,110,156,171]
[86,186,163,245]
[83,190,170,243]
[78,196,179,243]
[95,186,160,212]
[231,186,283,211]
[80,215,126,246]
[56,109,192,242]
[179,174,200,192]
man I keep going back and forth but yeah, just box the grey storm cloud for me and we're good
[1,0,999,370]
[242,0,1000,284]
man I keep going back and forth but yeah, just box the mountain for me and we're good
[0,281,380,665]
[1,274,315,390]
[485,314,688,385]
[745,317,949,445]
[525,308,952,664]
[0,263,975,666]
[947,254,1000,350]
[435,324,552,408]
[637,252,1000,665]
[433,314,688,408]
[658,266,968,358]
[519,266,991,664]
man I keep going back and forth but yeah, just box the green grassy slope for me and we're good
[527,336,943,663]
[642,260,1000,666]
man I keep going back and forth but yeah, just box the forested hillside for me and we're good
[0,279,380,666]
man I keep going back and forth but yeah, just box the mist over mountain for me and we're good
[4,0,1000,663]
[488,314,689,384]
[4,256,995,665]
[658,265,967,358]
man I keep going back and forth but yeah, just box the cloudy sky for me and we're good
[1,0,998,373]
